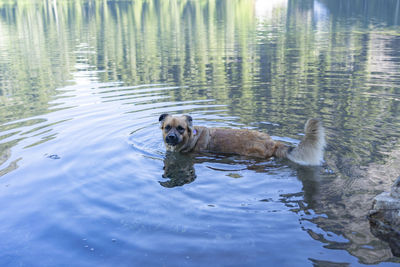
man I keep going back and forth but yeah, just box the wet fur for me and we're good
[159,114,325,166]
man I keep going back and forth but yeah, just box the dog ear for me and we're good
[159,113,170,128]
[184,115,193,134]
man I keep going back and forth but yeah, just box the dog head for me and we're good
[159,114,193,151]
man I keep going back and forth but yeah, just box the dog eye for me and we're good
[165,125,171,131]
[177,126,184,132]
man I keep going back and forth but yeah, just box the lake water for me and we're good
[1,0,400,266]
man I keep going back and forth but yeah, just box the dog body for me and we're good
[159,114,325,166]
[186,126,284,158]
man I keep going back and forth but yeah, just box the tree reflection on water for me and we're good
[0,0,400,264]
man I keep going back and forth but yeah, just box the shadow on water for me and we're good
[159,148,400,263]
[160,151,279,188]
[0,0,400,265]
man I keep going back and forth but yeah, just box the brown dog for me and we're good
[159,114,326,166]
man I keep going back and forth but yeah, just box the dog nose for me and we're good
[166,134,178,144]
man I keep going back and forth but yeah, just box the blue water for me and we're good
[1,0,400,266]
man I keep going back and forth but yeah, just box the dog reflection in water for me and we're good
[160,152,197,188]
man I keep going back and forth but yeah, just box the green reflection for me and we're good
[0,0,400,263]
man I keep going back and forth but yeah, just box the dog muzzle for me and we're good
[166,133,179,146]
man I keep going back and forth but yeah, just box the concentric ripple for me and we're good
[1,0,400,266]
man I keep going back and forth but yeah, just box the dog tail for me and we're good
[274,118,326,166]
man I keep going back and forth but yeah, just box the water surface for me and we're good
[1,0,400,266]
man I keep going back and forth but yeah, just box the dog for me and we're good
[159,114,326,166]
